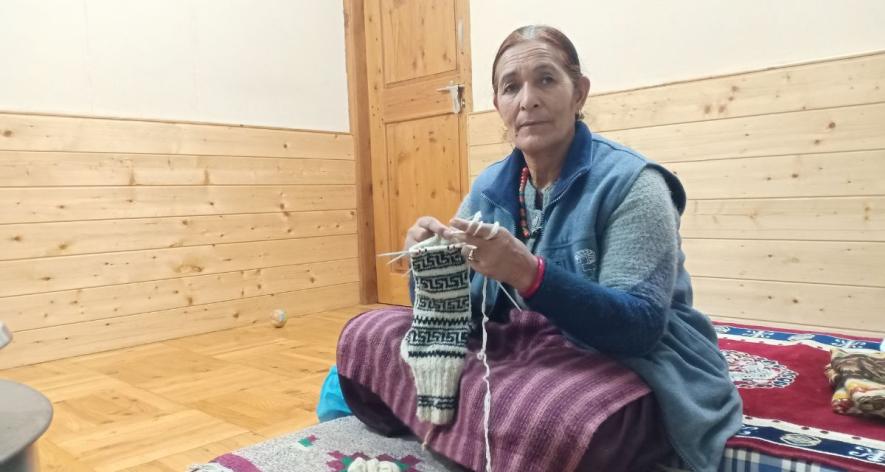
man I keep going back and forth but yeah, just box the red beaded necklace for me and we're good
[518,166,531,239]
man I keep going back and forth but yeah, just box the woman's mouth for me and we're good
[519,120,547,130]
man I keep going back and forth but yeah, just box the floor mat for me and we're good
[188,416,464,472]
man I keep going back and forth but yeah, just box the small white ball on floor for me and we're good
[271,308,287,328]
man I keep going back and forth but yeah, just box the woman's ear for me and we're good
[575,76,591,111]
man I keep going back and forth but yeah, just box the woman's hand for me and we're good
[403,216,450,251]
[445,218,537,292]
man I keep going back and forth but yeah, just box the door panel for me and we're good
[380,0,458,84]
[365,0,471,305]
[386,114,462,271]
[382,75,463,123]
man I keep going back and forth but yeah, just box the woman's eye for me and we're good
[541,76,554,85]
[502,84,515,94]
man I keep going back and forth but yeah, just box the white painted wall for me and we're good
[470,0,885,112]
[0,0,350,131]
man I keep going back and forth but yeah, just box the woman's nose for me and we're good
[519,85,540,110]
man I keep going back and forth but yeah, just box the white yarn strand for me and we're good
[496,281,521,308]
[484,222,500,240]
[478,276,493,472]
[465,211,483,236]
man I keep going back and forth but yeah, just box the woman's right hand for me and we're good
[403,216,450,251]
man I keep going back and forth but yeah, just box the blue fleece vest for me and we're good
[461,122,742,471]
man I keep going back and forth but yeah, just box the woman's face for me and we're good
[494,40,589,156]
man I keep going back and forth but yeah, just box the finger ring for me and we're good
[467,248,478,262]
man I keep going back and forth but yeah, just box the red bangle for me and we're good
[519,256,546,299]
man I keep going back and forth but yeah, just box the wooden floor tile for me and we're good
[36,439,96,472]
[0,363,124,403]
[0,304,387,471]
[163,326,289,357]
[267,318,350,362]
[141,363,289,404]
[117,463,173,472]
[216,338,333,378]
[73,344,228,386]
[55,410,246,472]
[67,343,180,364]
[48,383,185,443]
[189,374,325,431]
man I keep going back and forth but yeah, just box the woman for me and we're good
[337,25,742,472]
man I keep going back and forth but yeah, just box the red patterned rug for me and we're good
[716,322,885,470]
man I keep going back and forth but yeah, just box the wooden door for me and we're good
[363,0,472,305]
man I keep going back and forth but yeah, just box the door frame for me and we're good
[343,0,473,304]
[343,0,377,304]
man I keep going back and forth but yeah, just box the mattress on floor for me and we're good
[668,322,884,472]
[192,322,885,472]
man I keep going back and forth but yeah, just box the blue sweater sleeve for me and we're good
[526,263,667,356]
[525,169,679,356]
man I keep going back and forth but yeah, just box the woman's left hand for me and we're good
[444,218,538,292]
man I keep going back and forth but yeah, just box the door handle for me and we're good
[436,82,464,114]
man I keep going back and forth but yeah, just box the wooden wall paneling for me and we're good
[0,282,361,369]
[4,258,360,332]
[668,149,885,199]
[0,235,358,298]
[469,59,885,165]
[472,53,884,146]
[682,239,885,287]
[468,142,512,179]
[0,185,356,224]
[0,110,363,366]
[0,210,357,260]
[585,52,885,131]
[680,196,885,242]
[0,152,354,186]
[467,111,506,147]
[0,113,354,159]
[693,277,885,335]
[602,102,885,163]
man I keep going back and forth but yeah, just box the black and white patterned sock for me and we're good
[400,236,471,424]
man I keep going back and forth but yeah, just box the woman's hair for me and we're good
[492,25,585,120]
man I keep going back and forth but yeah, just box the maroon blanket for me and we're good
[337,308,650,472]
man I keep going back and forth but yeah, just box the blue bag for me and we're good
[316,365,353,422]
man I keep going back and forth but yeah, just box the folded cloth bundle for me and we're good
[824,348,885,419]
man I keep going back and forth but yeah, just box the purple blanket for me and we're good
[337,307,651,472]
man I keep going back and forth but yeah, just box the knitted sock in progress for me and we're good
[401,237,471,425]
